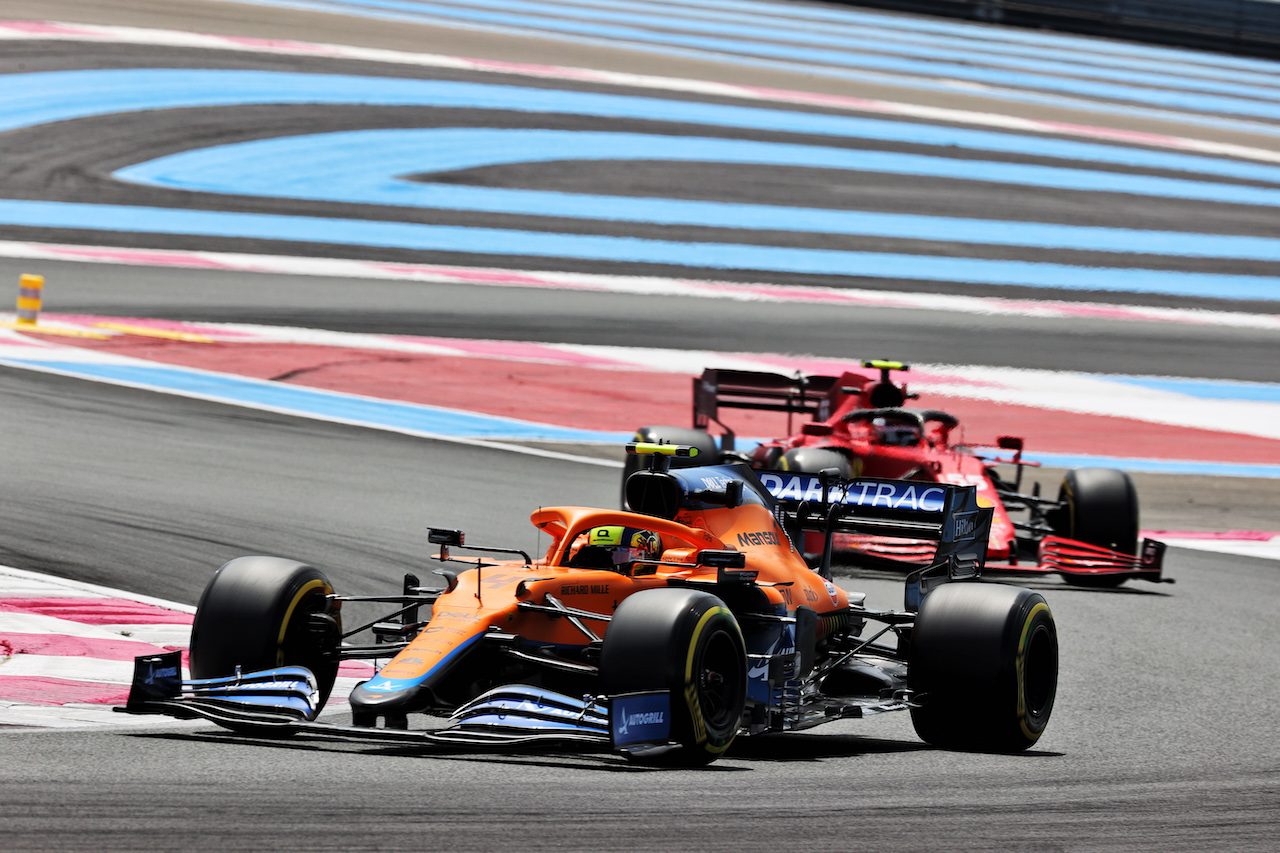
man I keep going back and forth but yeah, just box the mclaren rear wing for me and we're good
[626,448,991,610]
[756,470,992,603]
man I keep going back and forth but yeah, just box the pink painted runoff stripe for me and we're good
[743,354,1008,388]
[1144,530,1278,541]
[26,329,1278,464]
[0,20,99,35]
[0,334,53,348]
[339,661,376,677]
[0,632,180,662]
[0,598,194,626]
[0,566,376,722]
[386,335,637,367]
[3,240,1278,331]
[0,676,131,706]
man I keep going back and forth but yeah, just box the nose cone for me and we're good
[350,677,433,717]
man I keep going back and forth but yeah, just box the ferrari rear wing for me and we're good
[693,369,840,448]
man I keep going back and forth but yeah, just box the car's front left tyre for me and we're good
[1053,467,1139,588]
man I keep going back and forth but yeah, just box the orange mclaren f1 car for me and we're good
[625,362,1168,587]
[122,444,1058,764]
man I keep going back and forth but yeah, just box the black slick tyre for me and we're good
[908,583,1057,752]
[779,446,852,477]
[189,556,342,723]
[622,427,719,508]
[600,588,747,764]
[779,447,852,560]
[1056,467,1139,587]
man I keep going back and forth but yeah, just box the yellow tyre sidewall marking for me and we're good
[1016,602,1051,741]
[683,605,741,754]
[276,579,330,667]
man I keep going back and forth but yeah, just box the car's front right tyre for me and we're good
[600,588,746,764]
[189,556,342,732]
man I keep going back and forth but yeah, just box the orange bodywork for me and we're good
[357,501,848,711]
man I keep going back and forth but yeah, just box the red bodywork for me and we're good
[682,365,1166,583]
[748,370,1018,562]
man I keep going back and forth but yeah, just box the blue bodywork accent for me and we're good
[362,632,484,694]
[758,472,947,513]
[665,463,773,509]
[610,692,672,748]
[744,615,795,704]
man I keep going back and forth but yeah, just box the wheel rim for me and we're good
[1023,623,1057,721]
[697,629,744,730]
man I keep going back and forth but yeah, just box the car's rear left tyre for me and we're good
[600,588,746,764]
[190,556,342,728]
[778,446,852,478]
[622,426,720,508]
[908,583,1057,752]
[777,447,853,560]
[1054,467,1139,588]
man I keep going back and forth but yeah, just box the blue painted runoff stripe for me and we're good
[417,0,1280,100]
[223,0,1280,76]
[1021,453,1280,479]
[1111,377,1280,402]
[675,0,1280,73]
[621,0,1280,87]
[275,0,1280,104]
[13,70,1280,185]
[5,359,629,443]
[217,0,1280,122]
[204,1,1280,139]
[4,199,1280,300]
[117,128,1280,259]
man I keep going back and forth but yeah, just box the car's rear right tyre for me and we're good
[1054,467,1139,588]
[908,583,1057,752]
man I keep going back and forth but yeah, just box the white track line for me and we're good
[1,241,1278,331]
[2,20,1278,163]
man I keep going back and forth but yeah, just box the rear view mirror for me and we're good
[428,528,464,546]
[698,549,746,569]
[996,436,1023,452]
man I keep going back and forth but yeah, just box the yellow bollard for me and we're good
[16,274,42,325]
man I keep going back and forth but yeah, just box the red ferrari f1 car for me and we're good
[625,361,1167,587]
[122,444,1058,763]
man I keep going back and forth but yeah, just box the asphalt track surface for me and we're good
[3,366,1280,852]
[1,1,1279,849]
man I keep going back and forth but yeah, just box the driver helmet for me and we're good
[570,525,662,570]
[872,417,920,446]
